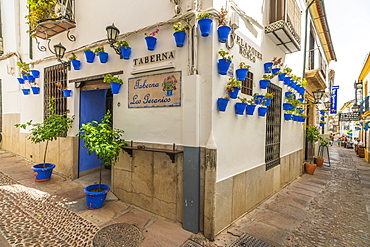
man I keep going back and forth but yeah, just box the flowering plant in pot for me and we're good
[144,29,160,51]
[68,53,81,70]
[217,7,231,43]
[15,97,74,181]
[245,98,257,115]
[271,57,283,75]
[173,22,189,47]
[17,61,31,80]
[226,77,241,99]
[236,62,251,81]
[283,67,293,84]
[103,74,123,94]
[260,74,274,89]
[235,97,247,115]
[218,49,233,75]
[117,41,131,60]
[197,13,212,37]
[78,111,127,209]
[263,92,275,106]
[83,48,95,63]
[94,46,108,63]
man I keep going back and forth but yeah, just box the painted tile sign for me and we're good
[128,71,181,108]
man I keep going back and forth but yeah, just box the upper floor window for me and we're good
[241,72,253,96]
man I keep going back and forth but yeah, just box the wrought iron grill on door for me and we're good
[265,84,282,170]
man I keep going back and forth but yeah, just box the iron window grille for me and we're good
[265,83,282,170]
[241,72,253,96]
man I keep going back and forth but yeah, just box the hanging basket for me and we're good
[198,18,212,37]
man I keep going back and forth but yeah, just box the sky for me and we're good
[325,0,370,108]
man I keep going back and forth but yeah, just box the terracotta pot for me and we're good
[304,162,316,175]
[314,157,324,167]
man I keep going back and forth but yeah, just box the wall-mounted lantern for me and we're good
[106,23,122,59]
[53,43,70,70]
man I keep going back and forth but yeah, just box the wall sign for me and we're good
[128,71,181,108]
[331,85,339,114]
[133,50,175,66]
[339,112,360,121]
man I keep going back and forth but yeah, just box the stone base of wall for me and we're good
[2,114,78,179]
[214,149,303,234]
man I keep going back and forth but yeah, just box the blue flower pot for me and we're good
[246,104,256,115]
[198,18,212,37]
[218,59,232,75]
[264,98,272,106]
[145,36,157,51]
[320,123,324,127]
[62,90,72,97]
[22,73,29,80]
[27,75,35,82]
[254,95,264,104]
[31,87,40,94]
[300,88,306,96]
[284,113,292,121]
[31,163,55,182]
[290,82,297,90]
[298,98,304,102]
[166,90,173,96]
[110,82,121,94]
[283,103,293,111]
[17,78,25,84]
[98,52,109,63]
[278,73,286,81]
[264,62,273,73]
[260,79,270,89]
[71,60,81,70]
[217,26,231,43]
[271,68,280,75]
[21,89,30,95]
[84,50,95,63]
[235,103,247,115]
[285,92,294,98]
[31,70,40,78]
[320,111,326,115]
[293,115,299,122]
[120,46,132,60]
[236,68,248,81]
[258,107,268,117]
[217,98,229,112]
[228,87,240,99]
[173,31,186,47]
[84,184,110,210]
[284,76,291,85]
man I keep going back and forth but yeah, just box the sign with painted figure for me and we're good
[331,85,339,114]
[128,71,181,108]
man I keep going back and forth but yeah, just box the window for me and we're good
[269,0,285,23]
[265,83,282,170]
[241,71,253,96]
[44,64,68,119]
[308,30,315,70]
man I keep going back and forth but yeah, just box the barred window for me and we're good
[241,71,253,96]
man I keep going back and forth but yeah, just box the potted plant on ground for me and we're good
[103,74,123,94]
[218,49,233,75]
[84,48,95,63]
[144,29,159,51]
[15,97,74,181]
[173,22,189,47]
[235,97,247,115]
[117,41,131,60]
[235,62,251,81]
[197,13,212,37]
[260,74,274,89]
[217,7,231,43]
[217,96,230,112]
[78,111,127,209]
[94,46,108,63]
[68,53,81,70]
[226,77,241,99]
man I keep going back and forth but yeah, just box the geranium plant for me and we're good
[264,92,275,99]
[145,29,160,37]
[162,75,177,91]
[103,74,123,85]
[238,62,251,69]
[197,13,211,20]
[218,49,233,60]
[68,53,78,61]
[116,41,130,49]
[94,46,105,55]
[173,22,189,32]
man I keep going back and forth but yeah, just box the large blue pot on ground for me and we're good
[236,68,248,81]
[258,107,268,117]
[235,103,247,115]
[31,70,40,78]
[71,60,81,70]
[246,104,256,115]
[145,36,157,51]
[198,18,212,37]
[259,79,270,89]
[264,62,273,73]
[228,87,240,99]
[218,59,232,75]
[84,184,110,210]
[98,52,109,63]
[31,163,56,182]
[173,31,186,47]
[217,98,229,112]
[217,26,231,43]
[110,83,122,94]
[84,51,95,63]
[120,46,132,60]
[31,87,40,95]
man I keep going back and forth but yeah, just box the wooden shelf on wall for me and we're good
[120,143,183,163]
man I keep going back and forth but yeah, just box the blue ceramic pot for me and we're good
[71,60,81,70]
[173,31,186,47]
[31,163,55,182]
[217,98,229,112]
[284,76,291,85]
[271,68,280,75]
[84,51,95,63]
[278,73,286,81]
[120,46,131,60]
[254,95,264,104]
[258,107,268,117]
[264,62,273,73]
[218,59,232,75]
[110,82,121,94]
[246,104,256,115]
[84,184,110,210]
[31,87,40,94]
[217,26,231,43]
[284,113,292,121]
[198,18,212,37]
[260,79,270,89]
[235,103,247,115]
[62,90,72,97]
[21,89,30,95]
[236,68,248,81]
[228,87,240,99]
[17,78,25,84]
[145,36,157,51]
[98,52,108,63]
[264,98,272,106]
[283,103,293,111]
[31,70,40,78]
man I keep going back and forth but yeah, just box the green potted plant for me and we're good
[263,92,275,106]
[144,29,160,51]
[283,67,293,84]
[83,48,95,63]
[15,97,74,181]
[94,45,108,63]
[246,97,257,115]
[68,53,81,70]
[78,111,127,209]
[116,41,131,60]
[218,49,233,75]
[217,7,230,43]
[173,22,189,47]
[25,0,57,34]
[197,13,212,37]
[236,62,251,81]
[260,74,275,89]
[17,61,31,79]
[103,74,123,94]
[226,77,241,99]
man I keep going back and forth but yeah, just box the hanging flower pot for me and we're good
[21,89,30,95]
[235,102,247,115]
[120,46,132,60]
[217,98,229,112]
[290,81,297,90]
[145,36,157,51]
[263,62,273,73]
[84,50,95,63]
[110,82,122,94]
[259,79,270,89]
[284,76,291,85]
[217,26,231,43]
[84,184,110,210]
[236,68,249,81]
[283,103,293,111]
[62,89,72,97]
[297,98,304,102]
[285,92,294,98]
[254,95,264,104]
[198,18,212,37]
[98,52,109,63]
[264,98,272,107]
[31,87,40,95]
[173,31,186,47]
[300,88,306,96]
[22,73,29,80]
[218,59,232,75]
[258,107,268,117]
[71,60,81,70]
[320,123,324,127]
[31,70,40,78]
[320,111,326,115]
[246,104,256,115]
[278,73,286,81]
[31,163,56,182]
[17,78,25,84]
[284,113,292,121]
[26,75,35,82]
[228,87,240,99]
[271,68,280,75]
